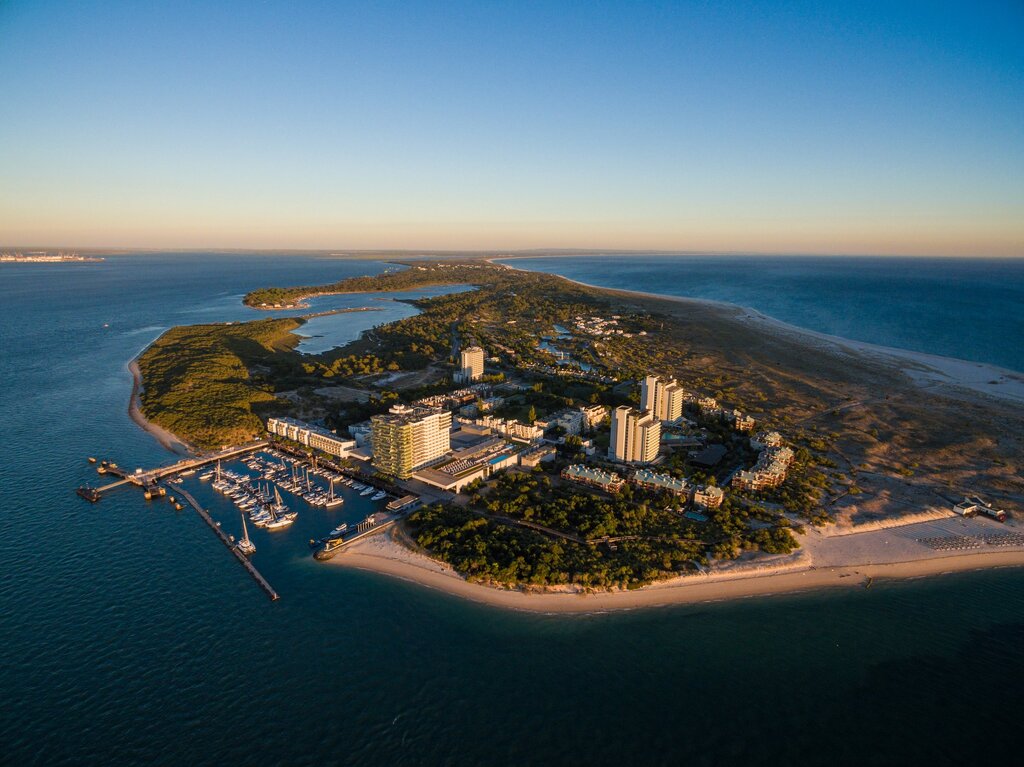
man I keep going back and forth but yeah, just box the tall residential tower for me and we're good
[371,405,452,479]
[456,346,485,384]
[608,406,661,463]
[641,375,685,422]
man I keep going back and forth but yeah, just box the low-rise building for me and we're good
[692,484,724,509]
[536,408,586,436]
[267,417,356,458]
[731,446,795,491]
[471,414,544,442]
[347,421,373,447]
[579,404,608,428]
[750,430,783,450]
[519,444,556,468]
[561,464,624,492]
[632,469,692,497]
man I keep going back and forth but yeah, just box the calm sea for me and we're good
[1,253,1022,766]
[501,255,1024,372]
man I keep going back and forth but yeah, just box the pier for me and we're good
[80,440,267,500]
[77,440,279,601]
[173,486,279,601]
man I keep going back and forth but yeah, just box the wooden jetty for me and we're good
[174,485,280,601]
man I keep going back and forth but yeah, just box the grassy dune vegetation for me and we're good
[136,318,303,449]
[243,262,491,307]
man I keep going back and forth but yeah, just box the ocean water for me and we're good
[502,255,1024,372]
[2,253,1023,766]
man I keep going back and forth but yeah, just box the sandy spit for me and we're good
[327,528,1024,614]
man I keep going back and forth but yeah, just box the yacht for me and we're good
[360,487,375,497]
[235,509,256,556]
[371,491,386,501]
[325,481,344,509]
[263,515,294,530]
[329,522,348,537]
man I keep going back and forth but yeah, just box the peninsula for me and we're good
[132,259,1024,605]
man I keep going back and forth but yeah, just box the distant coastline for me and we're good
[0,252,104,263]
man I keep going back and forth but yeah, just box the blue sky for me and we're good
[1,0,1022,254]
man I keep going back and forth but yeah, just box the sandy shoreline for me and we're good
[127,359,193,455]
[492,259,1024,408]
[330,523,1024,613]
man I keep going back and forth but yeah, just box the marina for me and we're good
[76,439,411,601]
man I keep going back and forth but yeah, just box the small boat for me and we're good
[87,457,97,464]
[360,487,374,497]
[371,491,386,501]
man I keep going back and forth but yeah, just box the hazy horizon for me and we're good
[2,1,1022,257]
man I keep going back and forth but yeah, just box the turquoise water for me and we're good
[502,255,1024,372]
[2,253,1023,765]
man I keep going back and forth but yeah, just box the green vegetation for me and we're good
[136,318,303,449]
[408,503,703,590]
[406,470,798,591]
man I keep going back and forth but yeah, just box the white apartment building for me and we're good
[266,417,356,458]
[608,406,661,463]
[579,404,608,428]
[641,375,686,422]
[455,346,485,384]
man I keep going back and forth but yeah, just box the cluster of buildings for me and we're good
[266,353,791,522]
[731,441,795,491]
[570,315,646,339]
[691,393,756,433]
[266,417,356,458]
[562,464,624,492]
[560,465,725,509]
[521,361,618,384]
[413,383,490,411]
[466,414,544,442]
[632,468,724,509]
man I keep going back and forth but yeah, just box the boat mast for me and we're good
[239,507,252,547]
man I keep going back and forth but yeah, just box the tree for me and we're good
[527,405,537,422]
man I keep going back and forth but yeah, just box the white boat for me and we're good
[263,516,294,530]
[371,491,386,501]
[325,481,344,509]
[360,487,374,496]
[329,522,348,536]
[236,508,256,555]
